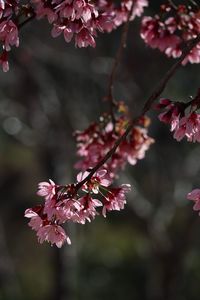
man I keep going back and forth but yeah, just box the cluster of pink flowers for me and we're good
[25,170,131,247]
[156,91,200,142]
[96,0,148,32]
[32,0,104,48]
[0,0,149,71]
[32,0,148,48]
[141,3,200,65]
[75,102,154,178]
[187,189,200,213]
[0,0,20,71]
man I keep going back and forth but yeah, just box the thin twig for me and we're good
[75,34,200,192]
[168,0,178,10]
[189,0,200,8]
[107,1,133,123]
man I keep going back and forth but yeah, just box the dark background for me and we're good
[0,1,200,300]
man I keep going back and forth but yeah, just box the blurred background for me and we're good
[0,1,200,300]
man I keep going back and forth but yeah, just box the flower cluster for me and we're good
[141,3,200,64]
[187,188,200,213]
[32,0,103,48]
[75,102,154,179]
[0,0,149,71]
[25,170,131,247]
[156,90,200,142]
[0,0,21,71]
[96,0,148,32]
[32,0,148,47]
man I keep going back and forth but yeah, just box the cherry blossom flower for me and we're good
[24,208,43,231]
[0,0,20,71]
[132,0,148,18]
[37,179,56,200]
[0,0,149,71]
[173,113,200,142]
[37,224,71,247]
[102,184,131,217]
[157,100,181,126]
[75,104,154,178]
[25,169,131,247]
[187,189,200,212]
[55,198,82,223]
[141,4,200,65]
[0,20,19,50]
[25,204,71,247]
[141,16,181,53]
[30,0,148,50]
[73,194,102,224]
[156,92,200,143]
[77,169,111,193]
[31,0,100,48]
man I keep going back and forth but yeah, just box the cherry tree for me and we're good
[1,0,199,248]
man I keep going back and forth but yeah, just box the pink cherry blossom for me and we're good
[0,20,19,51]
[132,0,148,19]
[75,105,154,178]
[25,169,131,247]
[37,224,71,247]
[37,179,56,200]
[156,98,182,126]
[75,28,96,48]
[156,93,200,143]
[173,113,200,142]
[43,195,57,219]
[30,0,149,52]
[25,208,43,231]
[77,169,111,193]
[187,189,200,212]
[141,4,200,65]
[102,184,131,217]
[97,0,148,32]
[73,194,102,224]
[182,44,200,65]
[55,198,82,223]
[0,0,5,19]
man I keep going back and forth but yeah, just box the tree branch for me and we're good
[141,34,200,115]
[75,34,200,192]
[168,0,178,10]
[106,1,133,123]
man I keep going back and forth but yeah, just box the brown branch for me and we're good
[189,0,200,8]
[75,34,200,192]
[106,1,133,123]
[142,34,200,115]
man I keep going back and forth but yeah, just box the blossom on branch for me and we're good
[25,170,131,247]
[0,0,149,71]
[102,184,131,217]
[156,89,200,142]
[75,102,154,178]
[0,2,19,71]
[141,3,200,65]
[77,169,111,193]
[187,189,200,212]
[37,224,70,248]
[31,0,149,47]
